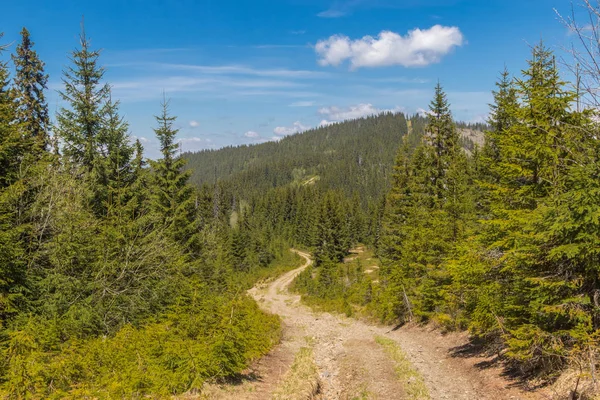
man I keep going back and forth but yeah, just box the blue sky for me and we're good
[0,0,581,157]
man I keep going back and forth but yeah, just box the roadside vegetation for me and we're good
[272,342,320,400]
[375,336,430,400]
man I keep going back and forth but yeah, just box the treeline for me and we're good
[298,42,600,379]
[0,27,297,397]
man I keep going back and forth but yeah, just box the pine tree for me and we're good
[472,42,588,371]
[379,138,413,265]
[55,23,110,170]
[11,27,50,157]
[128,139,149,219]
[427,82,459,198]
[96,97,135,217]
[314,191,349,265]
[500,42,577,204]
[483,68,517,168]
[0,35,27,323]
[149,98,197,249]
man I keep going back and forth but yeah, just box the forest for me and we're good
[0,27,306,397]
[2,6,600,400]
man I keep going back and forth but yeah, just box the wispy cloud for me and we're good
[230,90,321,98]
[315,25,464,69]
[317,9,348,18]
[317,0,463,18]
[177,136,214,152]
[122,62,329,79]
[273,121,310,136]
[290,101,317,107]
[368,77,430,84]
[318,103,404,125]
[110,76,307,101]
[244,130,260,138]
[253,44,309,49]
[317,0,364,18]
[189,120,200,128]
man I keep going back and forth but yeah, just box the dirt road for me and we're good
[205,250,548,400]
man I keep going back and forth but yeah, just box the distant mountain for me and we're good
[184,113,485,204]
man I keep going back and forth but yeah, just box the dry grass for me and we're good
[272,345,320,400]
[375,336,430,400]
[552,367,600,400]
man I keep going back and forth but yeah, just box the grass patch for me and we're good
[272,345,320,400]
[237,249,304,290]
[291,245,380,319]
[375,336,430,400]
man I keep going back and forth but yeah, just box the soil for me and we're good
[203,250,552,400]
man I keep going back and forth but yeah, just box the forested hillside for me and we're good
[185,114,484,206]
[185,113,412,204]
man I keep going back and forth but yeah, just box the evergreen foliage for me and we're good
[0,26,303,397]
[54,24,110,171]
[4,18,599,395]
[149,98,197,250]
[287,42,600,379]
[11,27,49,157]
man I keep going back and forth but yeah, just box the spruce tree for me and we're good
[149,98,196,248]
[0,35,27,323]
[483,68,517,167]
[128,139,149,219]
[11,27,49,157]
[427,82,459,198]
[501,42,576,203]
[471,43,588,371]
[314,191,349,265]
[0,44,21,189]
[55,24,110,170]
[379,138,413,265]
[97,97,135,217]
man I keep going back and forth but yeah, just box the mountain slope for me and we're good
[185,113,413,203]
[184,113,484,204]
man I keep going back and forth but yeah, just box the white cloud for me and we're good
[315,25,464,69]
[318,103,405,125]
[189,120,200,128]
[319,103,379,120]
[290,101,316,107]
[179,137,211,143]
[273,121,310,136]
[177,136,213,152]
[244,130,260,138]
[133,135,149,143]
[469,114,489,124]
[416,107,432,117]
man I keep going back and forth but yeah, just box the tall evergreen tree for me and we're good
[55,24,110,170]
[314,191,349,265]
[149,98,196,248]
[483,68,517,167]
[0,34,27,324]
[97,97,135,216]
[427,82,459,198]
[0,40,21,190]
[470,42,589,371]
[11,27,49,157]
